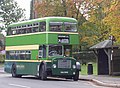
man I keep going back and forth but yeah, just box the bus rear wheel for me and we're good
[11,64,22,78]
[39,64,47,80]
[73,70,79,81]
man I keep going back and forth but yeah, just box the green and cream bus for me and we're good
[4,17,80,81]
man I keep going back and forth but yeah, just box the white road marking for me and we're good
[9,83,31,88]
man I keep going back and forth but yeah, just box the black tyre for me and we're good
[39,64,47,80]
[11,64,22,78]
[73,70,79,81]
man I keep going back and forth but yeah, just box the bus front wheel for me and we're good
[39,64,47,80]
[73,70,79,81]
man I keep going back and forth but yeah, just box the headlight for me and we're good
[76,62,81,70]
[76,62,80,65]
[72,65,76,69]
[53,64,56,68]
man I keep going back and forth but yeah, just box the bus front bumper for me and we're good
[51,68,76,76]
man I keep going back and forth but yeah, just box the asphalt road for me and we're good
[0,73,110,88]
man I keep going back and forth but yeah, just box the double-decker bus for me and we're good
[4,17,80,81]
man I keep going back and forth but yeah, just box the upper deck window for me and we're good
[33,23,39,26]
[40,22,46,32]
[49,22,77,32]
[49,22,63,32]
[7,22,46,36]
[11,29,17,35]
[7,27,12,35]
[64,22,77,32]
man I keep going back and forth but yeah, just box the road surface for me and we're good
[0,73,110,88]
[0,66,109,88]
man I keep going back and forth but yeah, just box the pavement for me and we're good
[79,75,120,88]
[0,66,4,73]
[0,67,120,88]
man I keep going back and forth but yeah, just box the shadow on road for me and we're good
[22,76,73,82]
[7,75,74,82]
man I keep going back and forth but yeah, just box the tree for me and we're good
[79,0,120,49]
[34,0,120,49]
[34,0,83,18]
[87,0,120,44]
[103,0,120,44]
[34,0,93,50]
[0,0,25,31]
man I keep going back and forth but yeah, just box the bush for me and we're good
[0,54,5,63]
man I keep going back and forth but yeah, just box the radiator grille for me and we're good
[58,60,71,68]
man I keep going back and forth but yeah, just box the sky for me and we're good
[14,0,31,19]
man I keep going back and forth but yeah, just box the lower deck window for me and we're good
[6,50,31,60]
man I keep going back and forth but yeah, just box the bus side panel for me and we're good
[4,61,52,76]
[47,34,57,44]
[16,62,52,76]
[6,34,46,46]
[47,33,79,44]
[31,50,38,60]
[16,62,39,75]
[4,62,13,73]
[70,34,79,45]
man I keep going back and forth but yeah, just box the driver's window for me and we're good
[49,45,62,56]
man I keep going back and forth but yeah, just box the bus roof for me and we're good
[8,17,77,27]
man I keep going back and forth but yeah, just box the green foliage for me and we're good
[0,0,25,30]
[103,0,120,44]
[79,0,120,49]
[0,54,5,63]
[79,22,99,49]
